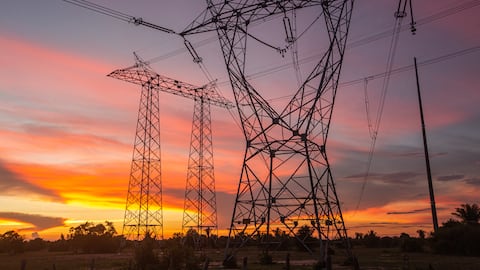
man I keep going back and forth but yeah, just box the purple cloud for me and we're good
[0,212,65,231]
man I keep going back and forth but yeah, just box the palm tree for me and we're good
[452,203,480,224]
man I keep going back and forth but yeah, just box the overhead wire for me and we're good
[264,45,480,104]
[63,0,132,22]
[352,44,480,213]
[353,0,479,214]
[64,0,479,183]
[62,0,244,134]
[63,0,480,71]
[209,0,480,91]
[342,46,480,87]
[289,9,303,87]
[347,0,480,49]
[364,78,374,139]
[84,0,477,103]
[351,0,410,215]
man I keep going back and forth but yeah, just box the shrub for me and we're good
[134,234,159,270]
[68,221,122,253]
[432,223,480,256]
[0,231,25,254]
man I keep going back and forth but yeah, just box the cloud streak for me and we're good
[387,208,431,215]
[0,161,62,201]
[0,212,65,231]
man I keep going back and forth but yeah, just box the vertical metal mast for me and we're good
[414,57,439,233]
[108,54,233,241]
[181,0,355,264]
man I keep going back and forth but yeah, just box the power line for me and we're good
[352,45,480,214]
[63,0,132,22]
[347,0,480,49]
[354,1,408,215]
[214,0,480,87]
[266,46,480,103]
[64,0,479,73]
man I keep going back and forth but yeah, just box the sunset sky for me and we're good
[0,0,479,240]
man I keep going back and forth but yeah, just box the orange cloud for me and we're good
[0,160,62,201]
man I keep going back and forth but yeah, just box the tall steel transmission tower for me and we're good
[108,55,164,240]
[109,54,233,241]
[181,0,355,264]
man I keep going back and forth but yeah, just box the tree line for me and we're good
[351,203,480,256]
[0,203,478,268]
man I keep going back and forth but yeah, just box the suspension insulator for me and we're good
[283,16,295,43]
[184,39,203,63]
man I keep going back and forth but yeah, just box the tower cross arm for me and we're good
[108,61,234,109]
[180,0,324,36]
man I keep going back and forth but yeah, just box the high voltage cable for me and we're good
[65,0,479,102]
[347,0,480,49]
[265,46,480,103]
[63,0,132,22]
[62,0,244,139]
[351,0,479,215]
[354,5,406,215]
[63,0,479,70]
[353,45,480,215]
[139,0,480,84]
[343,46,480,87]
[212,0,480,89]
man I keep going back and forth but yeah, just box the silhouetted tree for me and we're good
[273,227,292,250]
[68,221,122,253]
[399,232,423,252]
[363,230,380,248]
[25,237,47,251]
[441,218,461,228]
[452,203,480,224]
[295,225,316,251]
[160,232,199,270]
[432,203,480,256]
[134,232,160,270]
[416,229,426,239]
[184,228,200,248]
[0,231,25,254]
[48,236,69,252]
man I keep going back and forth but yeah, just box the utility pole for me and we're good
[414,57,439,233]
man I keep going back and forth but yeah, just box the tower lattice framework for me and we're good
[109,54,233,241]
[181,0,355,262]
[109,58,164,240]
[183,88,220,238]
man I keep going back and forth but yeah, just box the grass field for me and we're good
[1,247,479,270]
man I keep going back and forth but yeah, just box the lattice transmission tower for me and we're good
[180,0,355,264]
[182,80,234,240]
[109,53,233,241]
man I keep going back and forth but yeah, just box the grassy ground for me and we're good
[1,247,479,270]
[0,251,131,270]
[352,247,480,270]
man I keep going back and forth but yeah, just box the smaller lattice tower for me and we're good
[109,53,233,241]
[181,76,234,244]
